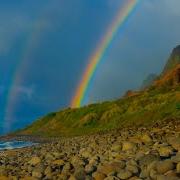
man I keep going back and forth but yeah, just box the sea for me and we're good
[0,141,36,150]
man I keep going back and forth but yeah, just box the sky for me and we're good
[0,0,180,134]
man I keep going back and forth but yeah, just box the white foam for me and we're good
[0,141,36,150]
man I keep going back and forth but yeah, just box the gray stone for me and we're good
[126,165,139,174]
[28,157,41,166]
[117,169,132,179]
[74,167,86,180]
[32,170,43,178]
[138,154,160,167]
[122,142,137,151]
[156,160,175,174]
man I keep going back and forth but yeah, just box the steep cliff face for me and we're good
[140,45,180,89]
[162,45,180,75]
[153,45,180,88]
[141,73,158,89]
[154,64,180,88]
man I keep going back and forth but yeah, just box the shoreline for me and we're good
[0,119,179,179]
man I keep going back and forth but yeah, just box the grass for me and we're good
[14,85,180,137]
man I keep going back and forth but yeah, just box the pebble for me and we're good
[117,169,132,179]
[156,160,175,174]
[28,157,41,166]
[0,120,180,179]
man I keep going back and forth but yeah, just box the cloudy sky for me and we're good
[0,0,180,134]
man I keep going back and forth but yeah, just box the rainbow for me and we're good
[2,2,51,132]
[3,26,43,132]
[71,0,140,108]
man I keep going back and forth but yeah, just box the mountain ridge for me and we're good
[162,45,180,75]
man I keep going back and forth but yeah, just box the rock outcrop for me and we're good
[162,45,180,75]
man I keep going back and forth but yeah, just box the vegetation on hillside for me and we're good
[15,46,180,137]
[16,85,180,137]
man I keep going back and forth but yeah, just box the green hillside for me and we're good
[15,47,180,137]
[15,86,180,137]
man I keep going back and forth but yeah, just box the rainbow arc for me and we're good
[71,0,140,108]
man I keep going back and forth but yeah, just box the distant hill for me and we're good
[162,45,180,75]
[141,73,158,90]
[14,46,180,137]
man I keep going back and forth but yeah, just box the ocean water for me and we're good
[0,141,36,150]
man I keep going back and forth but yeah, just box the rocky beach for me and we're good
[0,0,180,179]
[0,119,180,180]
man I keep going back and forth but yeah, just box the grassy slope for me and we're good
[14,48,180,137]
[16,86,180,137]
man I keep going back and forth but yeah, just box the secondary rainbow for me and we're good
[2,2,51,132]
[2,26,42,132]
[71,0,140,108]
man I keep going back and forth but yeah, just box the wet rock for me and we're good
[141,134,152,143]
[73,167,86,180]
[171,153,180,163]
[62,162,72,173]
[129,177,142,180]
[85,164,97,174]
[104,176,119,180]
[1,119,180,179]
[138,154,160,167]
[45,153,55,162]
[156,175,179,180]
[139,169,149,179]
[126,164,139,174]
[156,160,175,174]
[122,142,137,151]
[28,157,41,166]
[117,169,132,179]
[58,172,70,180]
[52,159,65,166]
[0,176,11,180]
[80,149,92,159]
[98,161,125,175]
[32,170,43,178]
[158,146,174,157]
[71,156,85,168]
[111,144,122,152]
[44,166,52,175]
[167,137,180,151]
[0,166,7,176]
[149,169,158,179]
[69,175,76,180]
[92,172,106,180]
[176,162,180,173]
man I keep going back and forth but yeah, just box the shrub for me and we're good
[176,102,180,110]
[79,113,98,127]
